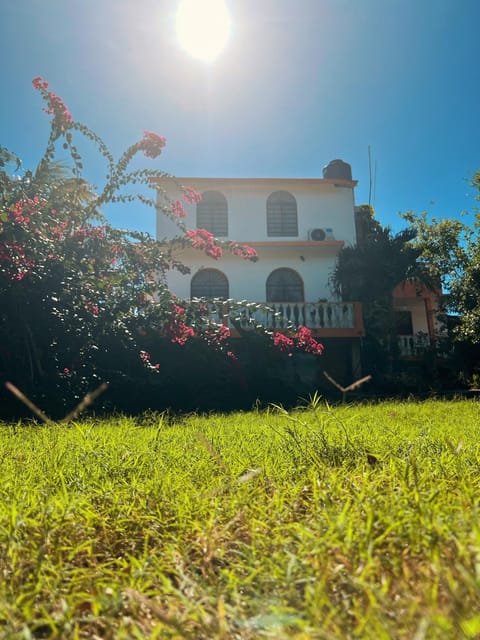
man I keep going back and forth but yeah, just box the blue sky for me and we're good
[1,0,479,236]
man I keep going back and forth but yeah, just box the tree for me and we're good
[0,78,255,414]
[0,77,323,416]
[403,172,480,344]
[330,206,432,377]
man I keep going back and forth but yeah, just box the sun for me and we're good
[176,0,231,62]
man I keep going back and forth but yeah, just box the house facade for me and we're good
[155,159,442,383]
[393,280,443,358]
[155,159,366,381]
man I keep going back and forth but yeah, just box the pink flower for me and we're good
[273,326,323,356]
[170,323,195,345]
[218,325,230,340]
[139,350,160,371]
[294,326,324,355]
[205,245,222,259]
[185,228,222,259]
[85,302,99,316]
[185,228,207,248]
[230,242,258,261]
[32,78,72,130]
[273,332,294,355]
[137,131,166,158]
[183,187,202,204]
[201,324,232,352]
[32,76,49,90]
[163,303,195,345]
[43,91,72,125]
[63,367,70,374]
[140,350,151,363]
[171,199,187,218]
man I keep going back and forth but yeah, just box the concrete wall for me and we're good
[165,245,340,302]
[156,177,357,303]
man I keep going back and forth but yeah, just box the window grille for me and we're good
[196,191,228,236]
[191,269,229,299]
[266,191,298,237]
[266,268,304,302]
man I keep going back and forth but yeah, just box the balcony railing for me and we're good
[397,334,432,357]
[201,301,364,335]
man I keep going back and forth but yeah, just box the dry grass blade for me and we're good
[237,467,262,484]
[323,371,372,404]
[61,382,108,423]
[6,380,108,425]
[5,381,54,425]
[124,588,194,639]
[197,432,229,473]
[323,370,346,392]
[343,375,372,392]
[0,400,477,638]
[323,371,372,393]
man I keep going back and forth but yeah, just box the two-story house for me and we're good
[155,159,368,382]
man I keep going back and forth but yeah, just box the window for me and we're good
[266,268,304,302]
[191,269,229,299]
[395,310,413,335]
[196,191,228,236]
[266,191,298,237]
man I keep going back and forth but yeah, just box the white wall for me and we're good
[165,246,338,302]
[156,177,357,303]
[157,179,357,245]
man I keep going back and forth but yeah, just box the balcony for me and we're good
[397,334,431,358]
[202,301,365,337]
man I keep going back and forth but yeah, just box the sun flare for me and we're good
[176,0,231,62]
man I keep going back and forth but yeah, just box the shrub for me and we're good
[0,78,323,417]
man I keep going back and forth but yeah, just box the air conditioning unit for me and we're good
[309,228,334,241]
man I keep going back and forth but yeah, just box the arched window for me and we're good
[266,268,304,302]
[196,191,228,236]
[266,191,298,237]
[191,269,229,299]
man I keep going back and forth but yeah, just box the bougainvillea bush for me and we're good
[0,79,323,416]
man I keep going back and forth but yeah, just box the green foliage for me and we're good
[403,173,480,344]
[331,206,433,378]
[0,78,267,415]
[331,207,424,302]
[0,400,480,637]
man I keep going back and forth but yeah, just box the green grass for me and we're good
[0,399,480,638]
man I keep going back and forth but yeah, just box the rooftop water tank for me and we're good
[322,159,352,181]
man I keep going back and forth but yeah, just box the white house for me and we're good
[154,160,444,384]
[155,159,367,380]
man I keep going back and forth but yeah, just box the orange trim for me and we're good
[312,328,365,338]
[354,302,365,336]
[160,239,345,249]
[151,177,358,188]
[227,301,365,339]
[245,240,345,247]
[424,297,435,337]
[229,328,364,339]
[392,280,440,299]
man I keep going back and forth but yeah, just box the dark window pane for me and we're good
[191,269,229,299]
[267,191,298,237]
[197,191,228,236]
[266,268,304,302]
[395,310,413,334]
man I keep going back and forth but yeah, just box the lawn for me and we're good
[0,398,479,639]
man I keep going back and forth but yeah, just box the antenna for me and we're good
[368,144,372,207]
